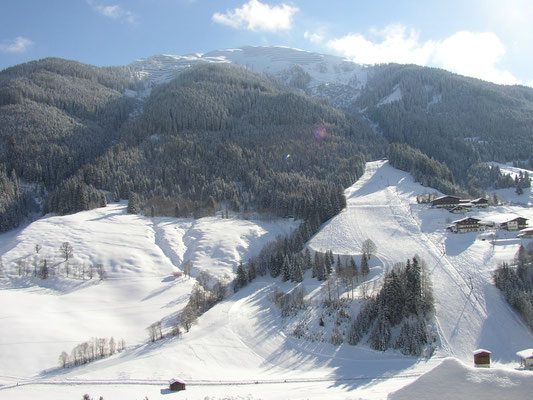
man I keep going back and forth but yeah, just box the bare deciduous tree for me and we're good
[60,242,74,262]
[362,239,377,260]
[182,259,193,278]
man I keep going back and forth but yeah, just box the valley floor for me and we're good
[1,161,533,399]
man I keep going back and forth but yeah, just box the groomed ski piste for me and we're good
[1,161,533,399]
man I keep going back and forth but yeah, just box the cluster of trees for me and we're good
[8,242,106,281]
[494,245,533,330]
[388,143,458,195]
[58,336,126,368]
[178,271,229,333]
[513,170,531,195]
[348,256,435,355]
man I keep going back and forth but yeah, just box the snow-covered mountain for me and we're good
[130,46,368,107]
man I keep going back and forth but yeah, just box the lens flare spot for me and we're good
[285,154,292,159]
[314,125,327,140]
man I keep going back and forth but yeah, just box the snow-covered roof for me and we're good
[483,214,523,224]
[473,349,491,355]
[169,378,186,384]
[520,227,533,233]
[517,349,533,359]
[452,217,480,224]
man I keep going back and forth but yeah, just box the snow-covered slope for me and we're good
[130,46,368,106]
[309,160,533,361]
[0,203,295,381]
[2,162,533,399]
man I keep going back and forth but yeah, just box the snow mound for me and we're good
[389,358,533,400]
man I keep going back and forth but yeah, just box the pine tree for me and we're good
[235,262,248,290]
[304,248,312,270]
[127,192,140,214]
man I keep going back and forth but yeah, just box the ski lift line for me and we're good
[390,187,488,316]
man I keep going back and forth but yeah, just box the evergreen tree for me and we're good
[304,248,312,270]
[127,192,140,214]
[235,262,248,291]
[281,255,291,282]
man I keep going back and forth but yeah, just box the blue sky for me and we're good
[1,0,532,86]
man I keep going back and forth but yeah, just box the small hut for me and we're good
[517,349,533,370]
[473,349,491,368]
[169,378,186,391]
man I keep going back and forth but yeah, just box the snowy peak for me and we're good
[130,46,368,105]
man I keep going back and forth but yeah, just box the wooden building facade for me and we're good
[501,217,528,231]
[169,378,186,391]
[448,217,486,233]
[473,349,491,368]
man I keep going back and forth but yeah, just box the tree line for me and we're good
[58,336,126,368]
[494,244,533,330]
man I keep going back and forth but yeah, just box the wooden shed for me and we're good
[169,378,186,391]
[517,349,533,370]
[473,349,491,368]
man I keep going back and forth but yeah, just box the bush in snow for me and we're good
[330,327,344,345]
[271,286,307,317]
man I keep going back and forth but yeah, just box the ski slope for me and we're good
[309,160,533,361]
[2,163,533,399]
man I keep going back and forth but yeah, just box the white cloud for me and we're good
[0,36,34,53]
[304,30,325,44]
[212,0,299,32]
[432,31,517,85]
[87,1,137,24]
[324,24,518,85]
[327,25,435,65]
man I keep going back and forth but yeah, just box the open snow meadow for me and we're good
[1,161,533,399]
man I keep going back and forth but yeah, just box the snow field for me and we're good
[0,204,296,383]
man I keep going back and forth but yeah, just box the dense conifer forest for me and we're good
[355,64,533,190]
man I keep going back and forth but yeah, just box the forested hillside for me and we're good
[56,64,381,222]
[355,64,533,191]
[0,58,134,230]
